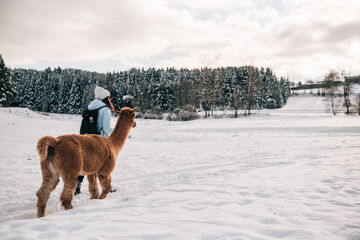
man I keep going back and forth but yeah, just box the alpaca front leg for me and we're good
[87,174,99,199]
[36,176,60,217]
[98,174,112,199]
[60,178,77,210]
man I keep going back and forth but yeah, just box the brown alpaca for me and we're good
[36,107,137,218]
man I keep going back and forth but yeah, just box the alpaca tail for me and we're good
[37,136,59,175]
[37,136,58,161]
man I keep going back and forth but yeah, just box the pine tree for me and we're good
[26,70,42,110]
[0,55,16,106]
[48,67,62,113]
[67,72,86,114]
[263,68,282,109]
[280,77,291,105]
[12,69,27,107]
[57,69,73,113]
[40,67,52,112]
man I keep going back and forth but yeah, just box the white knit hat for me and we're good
[95,86,110,100]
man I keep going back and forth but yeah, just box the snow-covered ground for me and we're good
[0,95,360,240]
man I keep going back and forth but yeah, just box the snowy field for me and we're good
[0,95,360,240]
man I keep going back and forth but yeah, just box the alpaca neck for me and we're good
[108,116,132,154]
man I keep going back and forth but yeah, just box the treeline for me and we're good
[1,55,291,118]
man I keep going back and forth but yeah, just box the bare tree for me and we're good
[352,94,360,115]
[233,87,245,118]
[199,68,212,117]
[343,81,352,115]
[244,66,260,116]
[324,70,341,115]
[340,71,353,115]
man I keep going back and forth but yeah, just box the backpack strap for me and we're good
[96,105,108,111]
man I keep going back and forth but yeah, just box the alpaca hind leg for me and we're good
[60,176,77,210]
[36,173,60,218]
[98,174,112,199]
[87,174,99,199]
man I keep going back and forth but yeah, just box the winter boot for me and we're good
[75,175,84,195]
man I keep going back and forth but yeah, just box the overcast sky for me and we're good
[1,0,359,82]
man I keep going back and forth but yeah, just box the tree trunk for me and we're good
[343,83,350,115]
[331,97,336,115]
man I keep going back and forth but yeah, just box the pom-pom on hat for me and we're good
[95,86,110,100]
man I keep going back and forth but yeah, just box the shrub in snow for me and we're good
[167,106,200,121]
[181,104,197,112]
[137,109,163,120]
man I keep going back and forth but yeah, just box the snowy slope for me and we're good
[262,94,329,116]
[0,95,360,240]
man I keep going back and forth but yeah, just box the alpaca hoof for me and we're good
[90,195,99,200]
[65,205,73,210]
[61,200,73,210]
[99,193,108,199]
[110,189,116,193]
[37,207,45,218]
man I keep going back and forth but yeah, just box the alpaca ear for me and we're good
[132,107,139,112]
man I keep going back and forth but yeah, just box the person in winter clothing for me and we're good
[87,87,114,137]
[75,86,115,195]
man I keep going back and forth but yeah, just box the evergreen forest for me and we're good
[1,55,291,118]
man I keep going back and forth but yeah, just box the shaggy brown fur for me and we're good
[36,107,137,218]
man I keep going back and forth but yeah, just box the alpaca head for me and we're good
[117,107,137,128]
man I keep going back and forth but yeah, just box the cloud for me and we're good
[0,0,359,80]
[167,0,254,10]
[323,20,360,43]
